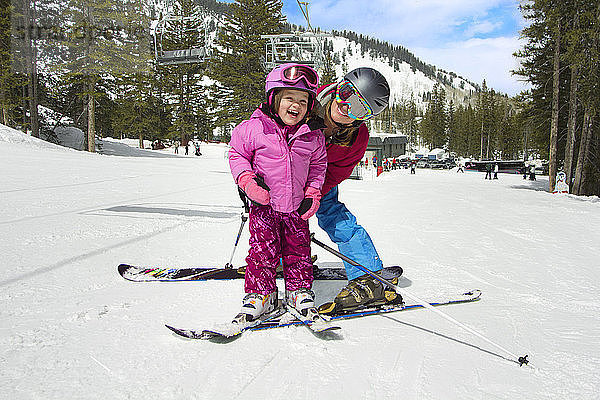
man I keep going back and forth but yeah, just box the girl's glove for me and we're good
[237,171,270,205]
[297,187,321,220]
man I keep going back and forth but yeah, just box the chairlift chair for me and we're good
[261,32,331,71]
[153,15,211,66]
[261,1,332,71]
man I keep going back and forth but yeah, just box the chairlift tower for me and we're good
[153,13,212,66]
[261,0,331,71]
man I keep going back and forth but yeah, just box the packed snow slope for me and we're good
[1,124,599,400]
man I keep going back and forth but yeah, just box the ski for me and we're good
[118,263,403,282]
[252,290,482,331]
[166,303,288,340]
[119,264,243,282]
[166,290,481,339]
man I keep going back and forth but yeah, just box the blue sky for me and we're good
[279,0,529,96]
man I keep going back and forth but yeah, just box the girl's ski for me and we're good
[165,290,481,340]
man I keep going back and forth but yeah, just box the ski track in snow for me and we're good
[2,124,600,399]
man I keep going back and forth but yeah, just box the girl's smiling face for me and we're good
[276,89,309,126]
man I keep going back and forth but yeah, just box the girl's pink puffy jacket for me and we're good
[229,108,327,214]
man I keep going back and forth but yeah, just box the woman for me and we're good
[306,67,397,313]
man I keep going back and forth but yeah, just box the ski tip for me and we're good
[383,265,403,277]
[118,264,141,282]
[165,324,183,335]
[117,264,131,274]
[165,324,201,339]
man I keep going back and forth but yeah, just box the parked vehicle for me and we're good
[443,159,457,169]
[151,140,166,150]
[430,160,445,169]
[416,159,430,168]
[464,160,525,174]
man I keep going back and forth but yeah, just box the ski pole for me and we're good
[224,189,250,269]
[310,234,530,367]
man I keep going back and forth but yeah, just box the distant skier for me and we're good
[228,63,327,324]
[174,140,179,154]
[457,161,464,173]
[185,142,189,155]
[529,164,536,180]
[410,160,416,174]
[194,142,202,156]
[484,162,492,179]
[493,163,499,179]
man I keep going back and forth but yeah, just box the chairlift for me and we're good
[153,15,211,66]
[261,0,331,71]
[261,32,331,70]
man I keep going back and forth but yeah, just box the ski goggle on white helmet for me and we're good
[335,79,373,120]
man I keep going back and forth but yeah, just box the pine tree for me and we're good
[446,100,456,152]
[515,0,599,195]
[157,0,212,143]
[52,0,151,151]
[319,51,337,85]
[209,0,285,128]
[514,1,555,159]
[476,80,495,159]
[562,4,581,187]
[406,97,419,151]
[9,0,41,136]
[112,73,163,146]
[568,1,600,195]
[419,83,447,149]
[547,1,565,191]
[461,104,480,158]
[0,0,18,126]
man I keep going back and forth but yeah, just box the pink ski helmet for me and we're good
[265,63,319,111]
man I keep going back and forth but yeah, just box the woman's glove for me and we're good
[297,187,321,220]
[237,171,270,205]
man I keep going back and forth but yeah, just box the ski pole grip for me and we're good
[237,187,250,213]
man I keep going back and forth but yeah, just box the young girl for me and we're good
[228,63,327,324]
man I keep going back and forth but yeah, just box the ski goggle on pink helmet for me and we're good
[265,63,319,108]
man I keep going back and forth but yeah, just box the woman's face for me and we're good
[329,100,355,126]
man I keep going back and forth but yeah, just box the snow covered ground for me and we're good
[1,123,599,400]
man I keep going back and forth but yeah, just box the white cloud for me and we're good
[412,36,530,95]
[305,0,513,45]
[464,20,503,37]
